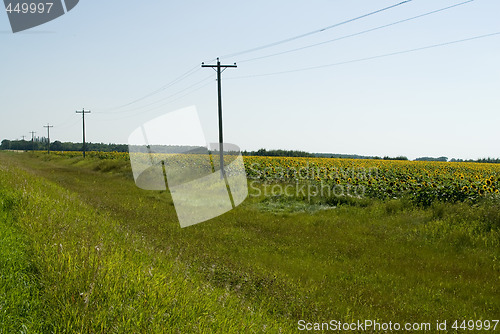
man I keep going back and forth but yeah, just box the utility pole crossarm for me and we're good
[201,63,237,68]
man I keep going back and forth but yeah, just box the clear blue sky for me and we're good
[1,0,499,160]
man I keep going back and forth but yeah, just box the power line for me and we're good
[219,0,413,60]
[54,117,81,129]
[238,0,475,63]
[43,123,53,154]
[52,112,85,130]
[97,74,214,115]
[114,1,413,116]
[228,32,500,79]
[109,64,202,110]
[101,0,415,119]
[98,79,215,122]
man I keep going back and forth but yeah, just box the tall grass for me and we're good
[0,185,44,333]
[0,151,499,333]
[0,154,292,333]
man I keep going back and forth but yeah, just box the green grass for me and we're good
[0,153,292,333]
[0,151,499,333]
[0,186,45,333]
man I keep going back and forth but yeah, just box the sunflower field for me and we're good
[50,151,500,206]
[245,156,500,205]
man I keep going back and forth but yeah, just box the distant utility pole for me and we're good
[201,58,237,178]
[21,135,26,141]
[75,108,91,158]
[29,131,36,152]
[43,123,54,154]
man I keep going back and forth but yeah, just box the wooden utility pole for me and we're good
[201,58,237,178]
[43,123,53,154]
[75,108,91,158]
[29,131,36,152]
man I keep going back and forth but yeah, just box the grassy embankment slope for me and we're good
[0,151,498,333]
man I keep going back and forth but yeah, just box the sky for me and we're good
[1,0,499,160]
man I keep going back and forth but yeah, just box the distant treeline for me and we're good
[416,156,500,164]
[1,139,128,152]
[2,140,498,163]
[450,157,500,164]
[319,153,409,161]
[242,149,409,160]
[415,156,448,162]
[241,149,500,164]
[242,148,315,158]
[316,153,378,159]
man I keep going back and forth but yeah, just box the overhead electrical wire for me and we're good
[228,32,500,79]
[53,115,82,129]
[61,0,481,128]
[107,64,202,110]
[96,74,214,114]
[217,0,414,60]
[103,0,417,116]
[238,0,475,63]
[99,79,215,122]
